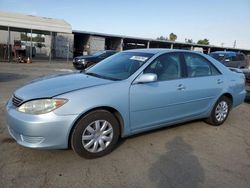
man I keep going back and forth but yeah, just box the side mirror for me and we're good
[134,73,157,84]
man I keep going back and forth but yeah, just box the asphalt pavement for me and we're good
[0,62,250,188]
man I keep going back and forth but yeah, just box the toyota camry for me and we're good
[5,49,246,158]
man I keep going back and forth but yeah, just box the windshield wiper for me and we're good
[85,72,103,78]
[85,72,121,81]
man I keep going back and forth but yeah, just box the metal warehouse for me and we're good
[0,11,73,63]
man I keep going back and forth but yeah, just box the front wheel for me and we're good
[71,110,120,158]
[205,96,232,126]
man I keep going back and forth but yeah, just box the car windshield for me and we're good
[85,52,153,80]
[91,51,105,56]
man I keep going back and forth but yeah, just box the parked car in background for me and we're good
[209,51,248,69]
[242,69,250,101]
[6,49,246,158]
[72,50,117,70]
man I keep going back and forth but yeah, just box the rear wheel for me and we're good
[205,96,232,126]
[71,110,120,158]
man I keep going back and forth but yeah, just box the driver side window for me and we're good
[144,53,182,81]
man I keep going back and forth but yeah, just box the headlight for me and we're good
[17,99,68,114]
[78,59,85,63]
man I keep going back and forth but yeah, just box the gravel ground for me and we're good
[0,62,250,188]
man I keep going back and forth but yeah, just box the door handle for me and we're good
[217,79,223,84]
[177,84,186,90]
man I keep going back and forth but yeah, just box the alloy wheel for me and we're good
[215,101,228,122]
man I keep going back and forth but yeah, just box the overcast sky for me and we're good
[1,0,250,49]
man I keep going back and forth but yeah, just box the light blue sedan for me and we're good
[5,49,246,158]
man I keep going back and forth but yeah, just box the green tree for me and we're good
[169,33,177,41]
[185,38,193,43]
[197,38,209,45]
[21,33,29,41]
[20,33,45,42]
[33,34,45,42]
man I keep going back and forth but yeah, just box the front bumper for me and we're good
[5,99,78,149]
[73,61,86,70]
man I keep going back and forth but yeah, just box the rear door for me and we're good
[181,52,223,114]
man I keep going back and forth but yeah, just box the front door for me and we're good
[130,52,188,131]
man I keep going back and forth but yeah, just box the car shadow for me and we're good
[149,136,205,188]
[0,73,28,82]
[114,119,203,154]
[244,100,250,103]
[125,119,202,140]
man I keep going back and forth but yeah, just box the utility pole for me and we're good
[233,40,236,48]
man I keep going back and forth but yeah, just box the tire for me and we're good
[71,110,120,159]
[205,96,232,126]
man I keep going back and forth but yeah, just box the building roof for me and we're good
[125,48,172,54]
[125,48,202,55]
[0,11,72,33]
[73,30,250,52]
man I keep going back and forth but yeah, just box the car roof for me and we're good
[104,50,117,52]
[210,51,239,54]
[123,48,195,55]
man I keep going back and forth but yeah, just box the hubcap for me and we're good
[82,120,113,153]
[215,101,228,122]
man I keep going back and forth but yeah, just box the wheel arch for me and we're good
[68,106,124,148]
[222,92,233,106]
[209,92,234,115]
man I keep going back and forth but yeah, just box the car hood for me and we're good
[74,55,96,61]
[76,55,94,58]
[14,72,113,101]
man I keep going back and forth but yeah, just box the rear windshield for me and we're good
[209,53,226,61]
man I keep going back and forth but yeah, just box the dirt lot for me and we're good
[0,62,250,188]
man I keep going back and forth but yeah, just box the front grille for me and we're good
[12,95,23,107]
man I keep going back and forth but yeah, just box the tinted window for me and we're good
[144,53,182,81]
[92,51,105,56]
[106,51,116,56]
[210,53,225,61]
[231,54,239,61]
[86,52,153,80]
[239,54,245,61]
[184,53,220,77]
[225,54,232,61]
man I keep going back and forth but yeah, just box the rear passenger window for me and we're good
[184,53,220,77]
